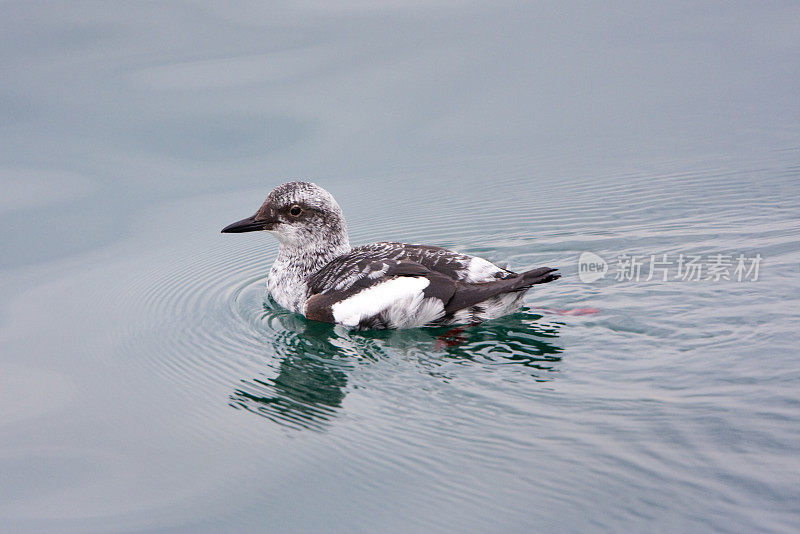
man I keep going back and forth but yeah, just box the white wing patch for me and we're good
[331,276,433,328]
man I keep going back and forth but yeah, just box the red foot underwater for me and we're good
[434,308,600,349]
[434,326,468,350]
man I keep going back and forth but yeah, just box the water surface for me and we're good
[1,2,799,532]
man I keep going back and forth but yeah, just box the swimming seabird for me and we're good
[222,181,559,330]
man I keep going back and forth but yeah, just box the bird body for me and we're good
[222,182,559,330]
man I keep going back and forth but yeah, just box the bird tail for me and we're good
[516,266,561,289]
[444,266,560,314]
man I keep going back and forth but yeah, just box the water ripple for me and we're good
[80,151,800,531]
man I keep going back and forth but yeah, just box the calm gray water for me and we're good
[1,2,799,532]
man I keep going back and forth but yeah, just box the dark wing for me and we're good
[305,260,456,324]
[375,242,515,280]
[308,242,512,291]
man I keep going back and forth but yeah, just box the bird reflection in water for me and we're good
[229,311,351,432]
[230,299,564,431]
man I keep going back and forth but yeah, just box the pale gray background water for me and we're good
[1,2,799,532]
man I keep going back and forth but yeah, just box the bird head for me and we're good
[221,181,349,251]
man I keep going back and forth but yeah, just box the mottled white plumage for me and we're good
[222,181,559,330]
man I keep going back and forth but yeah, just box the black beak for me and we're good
[221,215,274,233]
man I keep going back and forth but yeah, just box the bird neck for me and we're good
[274,236,351,280]
[268,233,351,313]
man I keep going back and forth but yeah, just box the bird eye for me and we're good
[289,205,303,217]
